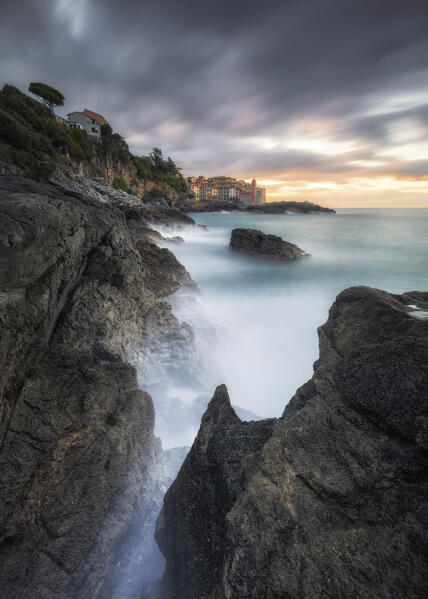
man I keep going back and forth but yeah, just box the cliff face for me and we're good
[153,286,428,599]
[0,176,195,598]
[0,84,189,203]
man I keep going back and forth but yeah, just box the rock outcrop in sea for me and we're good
[0,176,196,599]
[177,197,335,214]
[152,286,428,599]
[230,227,307,260]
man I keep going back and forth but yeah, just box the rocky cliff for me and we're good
[0,176,195,599]
[153,286,428,599]
[0,84,189,203]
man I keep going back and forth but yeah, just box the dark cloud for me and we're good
[1,0,428,191]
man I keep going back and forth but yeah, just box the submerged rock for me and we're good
[0,176,195,599]
[152,286,428,599]
[230,227,307,260]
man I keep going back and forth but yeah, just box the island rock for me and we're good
[230,227,307,260]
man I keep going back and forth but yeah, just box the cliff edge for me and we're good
[0,176,194,599]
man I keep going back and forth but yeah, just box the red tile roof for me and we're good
[83,109,106,124]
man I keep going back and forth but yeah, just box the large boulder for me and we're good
[0,176,194,598]
[230,227,307,260]
[152,286,428,599]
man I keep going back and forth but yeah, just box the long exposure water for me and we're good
[155,208,428,447]
[128,207,428,594]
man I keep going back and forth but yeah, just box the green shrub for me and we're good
[112,177,128,191]
[101,123,112,137]
[68,140,86,162]
[0,83,186,195]
[0,108,33,149]
[69,127,94,161]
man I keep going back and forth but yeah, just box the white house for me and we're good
[66,109,107,139]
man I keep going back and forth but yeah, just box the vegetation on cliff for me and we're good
[0,83,188,196]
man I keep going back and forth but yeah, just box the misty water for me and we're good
[154,208,428,448]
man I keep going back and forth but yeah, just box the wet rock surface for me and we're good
[136,239,196,298]
[119,204,197,234]
[0,176,195,598]
[152,286,428,599]
[230,227,307,260]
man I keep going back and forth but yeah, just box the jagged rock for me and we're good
[136,239,196,298]
[119,204,197,233]
[143,197,170,208]
[152,287,428,599]
[48,168,142,206]
[230,227,307,260]
[48,171,193,243]
[0,176,195,598]
[47,170,199,237]
[0,161,24,177]
[137,225,165,242]
[152,385,275,599]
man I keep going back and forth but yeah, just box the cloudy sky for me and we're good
[1,0,428,206]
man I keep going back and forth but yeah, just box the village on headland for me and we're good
[186,175,266,205]
[0,82,334,214]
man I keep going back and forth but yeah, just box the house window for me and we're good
[91,127,98,133]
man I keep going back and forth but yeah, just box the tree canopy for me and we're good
[149,146,164,169]
[28,82,64,113]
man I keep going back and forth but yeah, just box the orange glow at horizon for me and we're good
[227,114,428,208]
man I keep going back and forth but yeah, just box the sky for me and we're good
[1,0,428,207]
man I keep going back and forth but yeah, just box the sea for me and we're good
[152,208,428,447]
[126,207,428,592]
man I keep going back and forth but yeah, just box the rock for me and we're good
[46,171,199,238]
[0,176,195,598]
[163,236,185,245]
[0,161,24,177]
[137,224,165,242]
[136,239,196,298]
[143,196,170,208]
[152,286,428,599]
[229,227,307,260]
[152,385,275,599]
[117,204,198,236]
[246,200,335,214]
[183,199,246,212]
[181,199,335,214]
